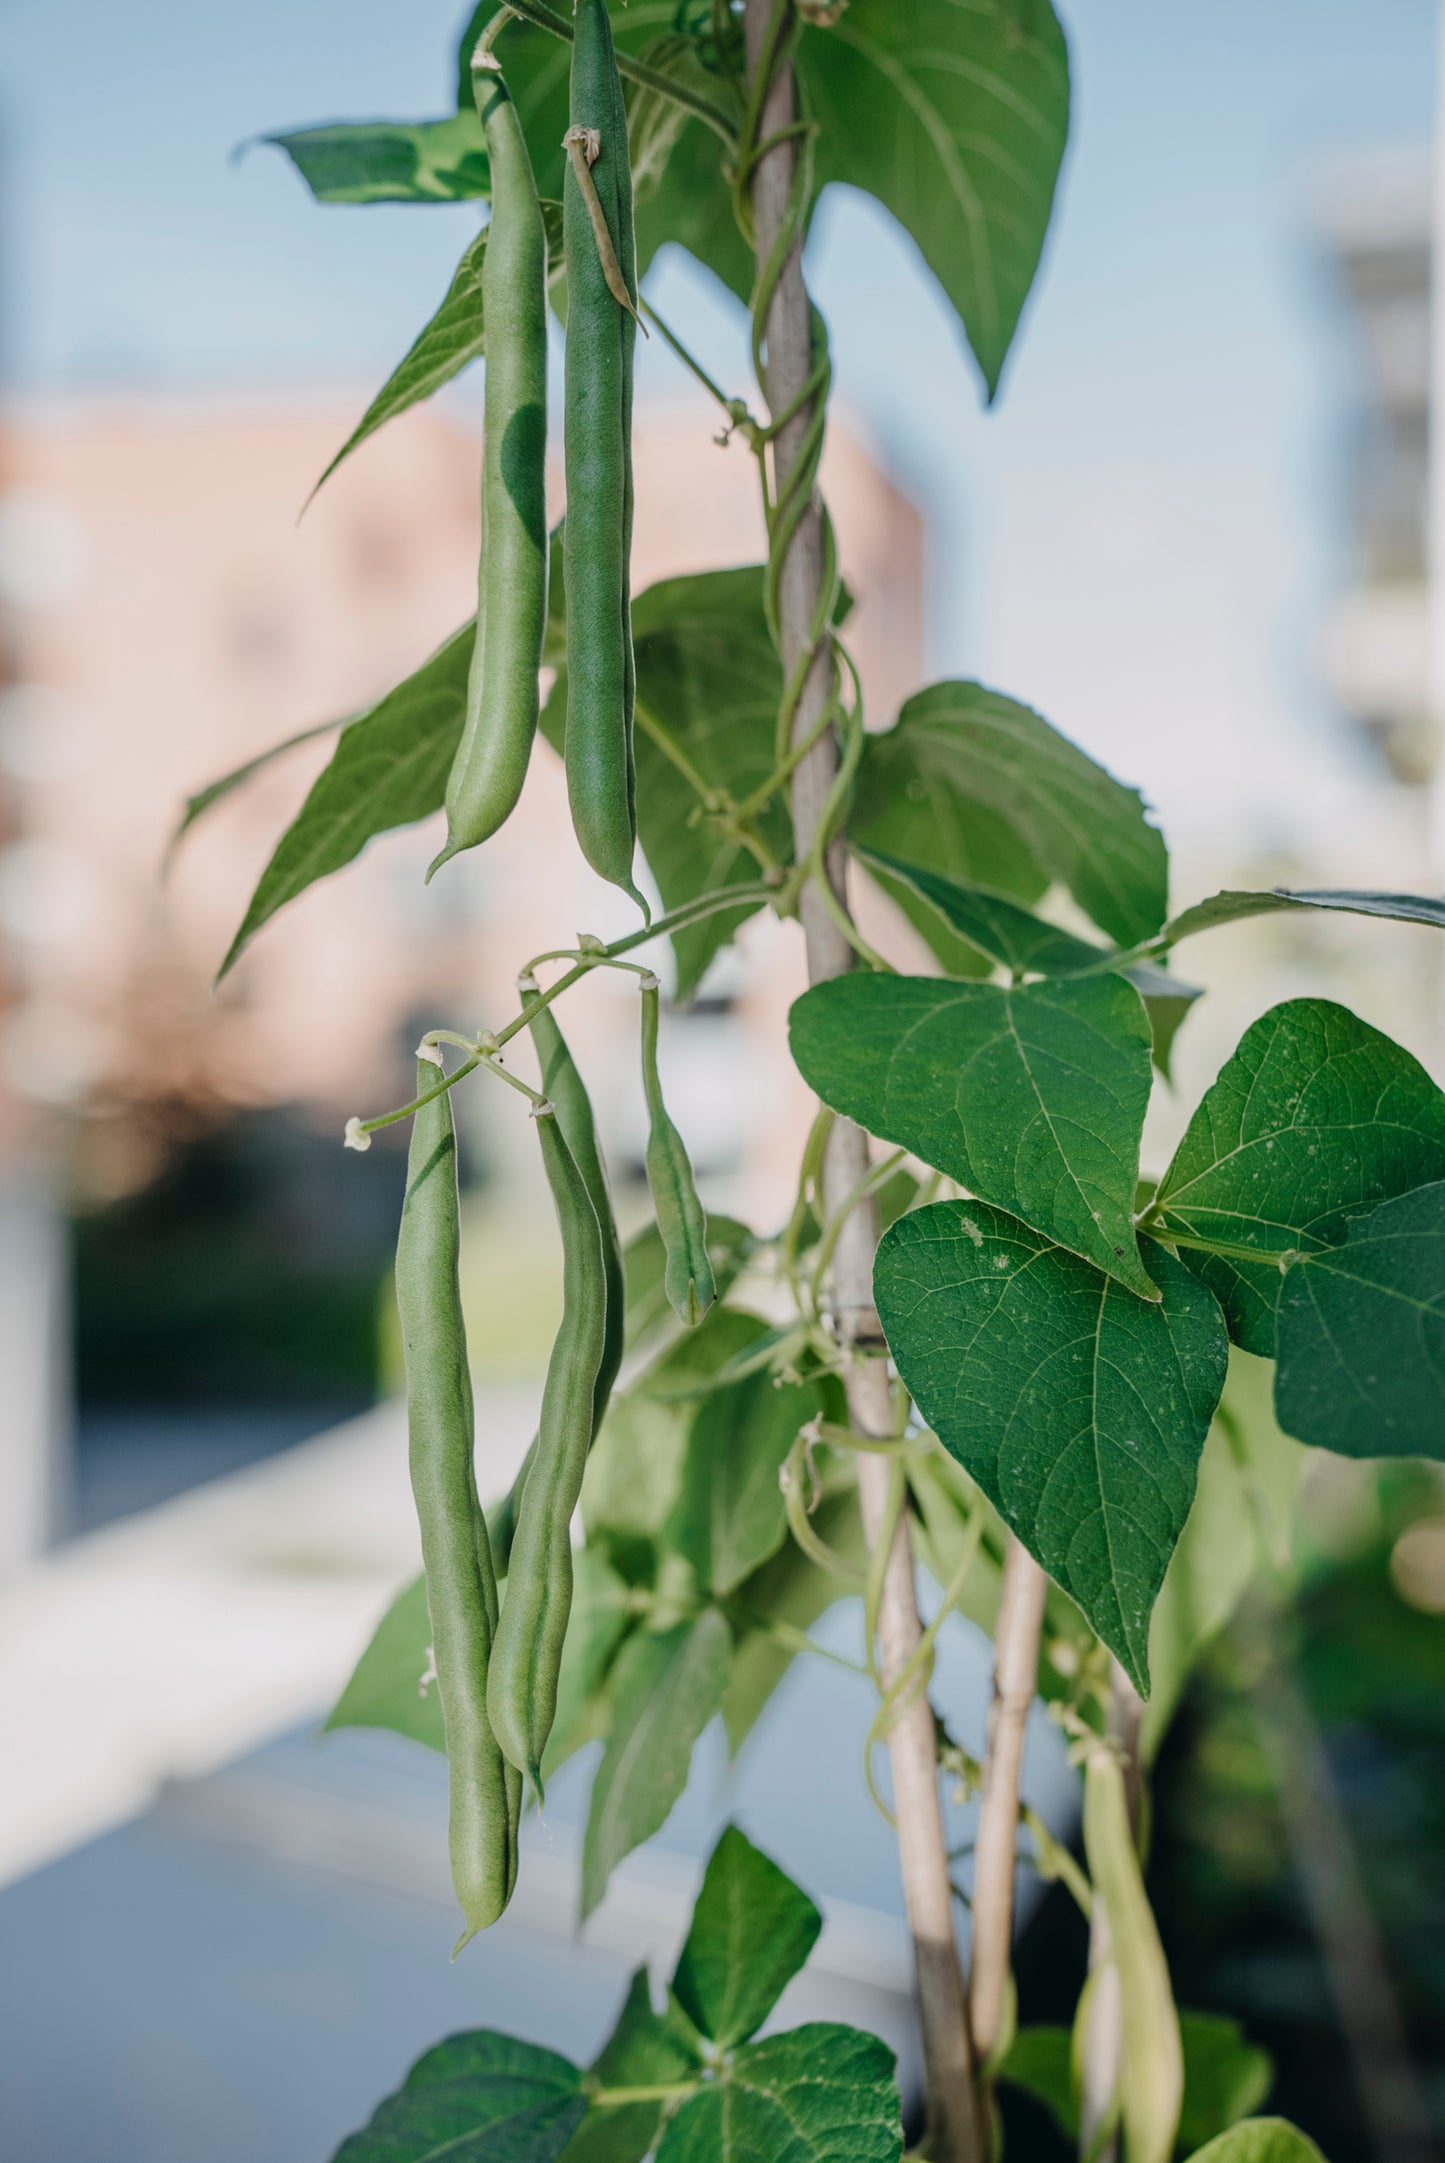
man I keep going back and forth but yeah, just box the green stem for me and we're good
[590,2081,702,2107]
[641,300,755,429]
[632,699,782,875]
[1138,1221,1297,1270]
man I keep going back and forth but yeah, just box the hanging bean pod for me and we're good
[639,974,716,1326]
[561,0,645,912]
[431,50,549,875]
[487,1105,608,1799]
[396,1056,520,1948]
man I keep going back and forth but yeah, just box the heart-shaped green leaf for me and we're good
[853,683,1167,950]
[330,2032,585,2162]
[874,1201,1228,1691]
[568,1969,704,2163]
[790,972,1157,1297]
[672,1825,822,2049]
[1274,1181,1445,1460]
[1151,1000,1445,1355]
[855,848,1203,1075]
[655,2024,901,2163]
[801,0,1069,399]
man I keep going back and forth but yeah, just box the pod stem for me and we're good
[563,127,644,325]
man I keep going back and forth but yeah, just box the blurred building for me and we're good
[0,393,922,1148]
[1314,149,1433,785]
[0,389,924,1553]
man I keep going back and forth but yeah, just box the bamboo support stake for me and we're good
[968,1538,1048,2064]
[741,6,983,2155]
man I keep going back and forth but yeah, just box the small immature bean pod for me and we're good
[396,1057,520,1949]
[561,0,646,912]
[639,974,716,1326]
[487,1105,608,1800]
[430,51,549,876]
[520,974,625,1428]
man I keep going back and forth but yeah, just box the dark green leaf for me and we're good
[324,1573,444,1753]
[582,1610,732,1918]
[169,718,343,864]
[790,972,1158,1297]
[854,683,1168,949]
[800,0,1069,399]
[655,2024,902,2163]
[858,848,1101,977]
[310,205,565,501]
[541,567,791,997]
[999,2026,1074,2137]
[558,1970,704,2163]
[875,1202,1229,1692]
[854,849,1202,1074]
[673,1825,823,2048]
[1151,1000,1445,1356]
[1161,886,1445,949]
[218,623,471,977]
[330,2031,585,2163]
[1275,1181,1445,1460]
[623,1216,757,1355]
[1176,2015,1274,2155]
[267,110,490,205]
[672,1370,819,1596]
[1184,2125,1327,2163]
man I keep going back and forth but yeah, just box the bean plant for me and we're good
[181,3,1445,2158]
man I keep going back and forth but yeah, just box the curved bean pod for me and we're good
[487,1105,608,1799]
[640,975,716,1325]
[562,0,645,911]
[396,1057,519,1948]
[430,55,549,876]
[521,978,625,1427]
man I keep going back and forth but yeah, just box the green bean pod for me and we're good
[521,978,625,1428]
[561,0,645,912]
[639,975,716,1326]
[430,57,549,877]
[1082,1747,1184,2163]
[487,1106,608,1799]
[396,1057,520,1949]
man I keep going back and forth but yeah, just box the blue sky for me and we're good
[0,0,1436,844]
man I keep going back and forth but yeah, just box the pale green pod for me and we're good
[640,976,716,1326]
[396,1056,520,1947]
